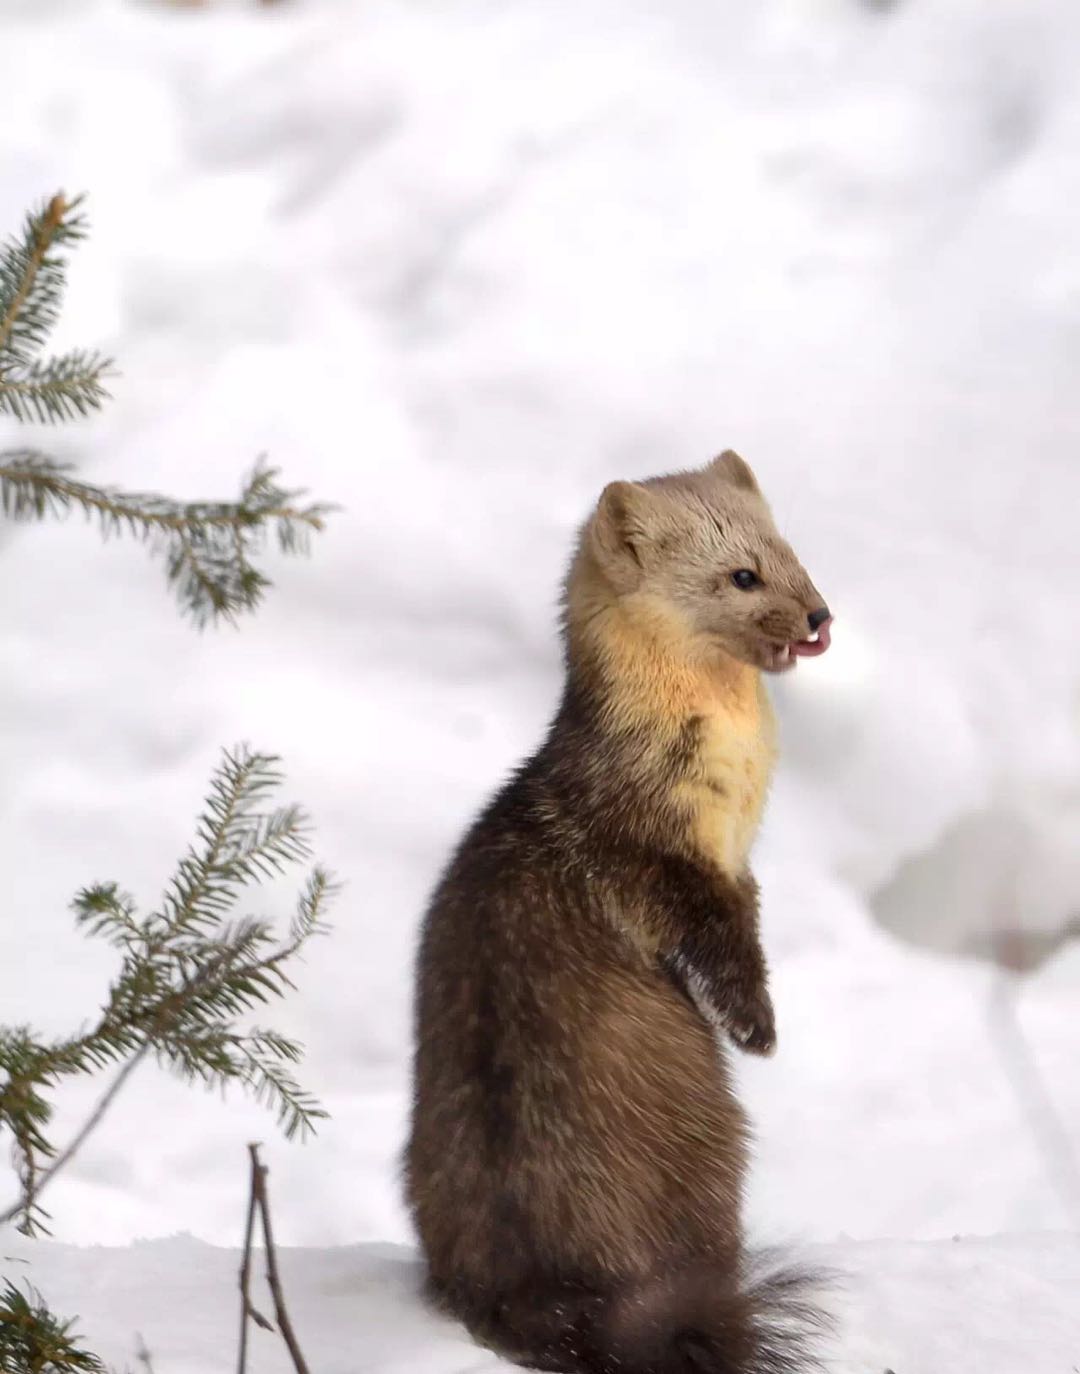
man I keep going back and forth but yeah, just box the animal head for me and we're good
[582,451,831,674]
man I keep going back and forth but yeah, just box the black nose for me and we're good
[807,606,830,631]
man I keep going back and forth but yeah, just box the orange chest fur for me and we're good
[676,675,777,875]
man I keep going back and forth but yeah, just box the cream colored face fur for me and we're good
[589,451,830,674]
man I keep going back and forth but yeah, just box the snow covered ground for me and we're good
[6,1231,1080,1374]
[1,0,1079,1366]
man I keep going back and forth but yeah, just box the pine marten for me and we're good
[406,452,832,1374]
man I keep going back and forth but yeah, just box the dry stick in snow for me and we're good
[238,1146,275,1374]
[985,890,1080,1228]
[253,1146,310,1374]
[987,969,1080,1228]
[134,1332,156,1374]
[238,1143,310,1374]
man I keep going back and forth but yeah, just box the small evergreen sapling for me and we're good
[0,193,337,1370]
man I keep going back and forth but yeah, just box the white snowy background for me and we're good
[1,0,1078,1369]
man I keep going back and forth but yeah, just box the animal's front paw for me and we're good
[722,992,776,1057]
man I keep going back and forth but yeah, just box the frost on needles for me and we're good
[0,193,334,626]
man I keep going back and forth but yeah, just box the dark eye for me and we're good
[730,569,760,590]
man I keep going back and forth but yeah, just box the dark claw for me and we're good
[724,999,776,1056]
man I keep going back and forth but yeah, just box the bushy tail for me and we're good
[464,1256,831,1374]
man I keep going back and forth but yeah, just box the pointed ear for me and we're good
[591,480,655,590]
[710,450,760,494]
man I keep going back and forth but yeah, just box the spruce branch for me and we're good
[0,194,86,365]
[0,193,334,623]
[0,194,112,424]
[0,1282,104,1373]
[0,453,334,626]
[0,747,336,1235]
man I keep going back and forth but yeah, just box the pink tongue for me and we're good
[791,618,832,657]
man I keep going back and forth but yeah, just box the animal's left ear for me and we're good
[709,450,760,495]
[591,480,657,592]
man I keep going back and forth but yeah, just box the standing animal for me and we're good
[406,451,832,1373]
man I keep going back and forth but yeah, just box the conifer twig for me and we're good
[0,192,334,622]
[247,1144,310,1374]
[0,453,334,626]
[0,747,336,1236]
[0,193,112,424]
[0,1282,105,1372]
[0,194,68,358]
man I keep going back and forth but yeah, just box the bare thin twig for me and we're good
[988,969,1080,1227]
[246,1144,310,1374]
[238,1151,257,1374]
[134,1332,156,1374]
[0,1046,148,1228]
[238,1144,274,1374]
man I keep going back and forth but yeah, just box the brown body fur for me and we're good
[406,454,829,1373]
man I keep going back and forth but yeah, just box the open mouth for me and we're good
[764,618,832,674]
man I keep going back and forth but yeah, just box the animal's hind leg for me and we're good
[460,1283,608,1374]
